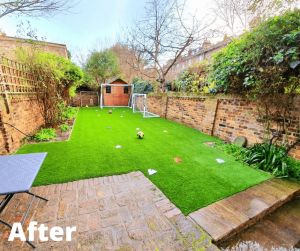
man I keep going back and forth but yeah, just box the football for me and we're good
[137,131,144,139]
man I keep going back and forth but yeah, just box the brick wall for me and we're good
[0,96,44,155]
[72,92,99,107]
[147,93,300,160]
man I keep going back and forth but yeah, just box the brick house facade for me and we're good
[0,34,68,60]
[165,38,231,82]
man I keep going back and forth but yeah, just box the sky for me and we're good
[0,0,210,51]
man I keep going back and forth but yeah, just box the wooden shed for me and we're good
[101,78,133,108]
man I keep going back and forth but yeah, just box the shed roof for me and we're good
[106,78,128,84]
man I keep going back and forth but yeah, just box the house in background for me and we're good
[165,37,232,82]
[102,78,132,107]
[0,32,68,60]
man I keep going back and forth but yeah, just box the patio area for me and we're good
[0,171,217,250]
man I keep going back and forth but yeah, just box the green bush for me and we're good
[209,9,300,95]
[170,61,210,93]
[35,128,57,141]
[60,124,71,132]
[285,157,300,181]
[132,77,154,94]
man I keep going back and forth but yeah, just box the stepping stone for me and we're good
[115,145,122,149]
[148,169,157,175]
[174,158,182,163]
[163,130,168,133]
[96,110,98,111]
[136,128,140,130]
[233,136,247,147]
[123,111,125,113]
[113,108,115,109]
[204,142,214,148]
[216,158,225,163]
[107,127,111,129]
[120,116,123,118]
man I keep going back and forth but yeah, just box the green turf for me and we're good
[17,107,271,215]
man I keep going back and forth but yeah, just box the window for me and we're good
[182,64,184,70]
[106,86,111,94]
[124,86,129,94]
[177,64,179,70]
[199,54,202,62]
[189,59,192,66]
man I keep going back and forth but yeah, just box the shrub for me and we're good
[60,124,71,132]
[170,61,210,92]
[285,157,300,181]
[34,128,57,141]
[132,77,154,94]
[209,9,300,95]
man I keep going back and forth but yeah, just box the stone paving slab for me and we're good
[0,171,218,251]
[221,196,300,249]
[189,178,300,245]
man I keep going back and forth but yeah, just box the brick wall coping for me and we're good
[148,92,246,100]
[148,92,300,101]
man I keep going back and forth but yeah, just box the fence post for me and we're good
[0,61,11,114]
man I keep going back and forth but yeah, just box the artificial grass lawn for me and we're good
[17,107,271,215]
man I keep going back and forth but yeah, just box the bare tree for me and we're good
[211,0,253,36]
[123,0,216,89]
[211,0,299,36]
[0,0,79,19]
[248,0,299,22]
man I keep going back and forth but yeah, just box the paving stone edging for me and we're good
[0,171,219,251]
[189,178,300,245]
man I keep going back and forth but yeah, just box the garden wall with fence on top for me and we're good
[0,57,45,155]
[147,93,300,160]
[72,92,99,107]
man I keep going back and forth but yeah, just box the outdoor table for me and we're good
[0,152,48,249]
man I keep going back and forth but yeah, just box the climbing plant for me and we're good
[15,47,83,126]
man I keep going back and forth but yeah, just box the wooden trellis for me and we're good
[0,57,40,113]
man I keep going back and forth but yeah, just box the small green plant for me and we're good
[34,128,57,141]
[60,124,71,132]
[214,141,244,158]
[60,105,77,120]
